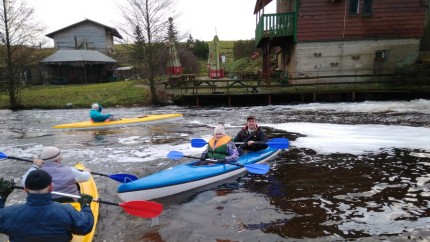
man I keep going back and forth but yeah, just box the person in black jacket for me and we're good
[234,115,268,155]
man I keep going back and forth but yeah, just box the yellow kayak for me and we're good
[53,113,183,130]
[70,163,99,242]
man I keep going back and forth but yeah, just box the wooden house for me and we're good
[46,19,122,55]
[254,0,428,84]
[41,19,123,84]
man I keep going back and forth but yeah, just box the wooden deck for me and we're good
[163,69,430,106]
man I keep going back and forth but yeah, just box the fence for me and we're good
[165,67,430,96]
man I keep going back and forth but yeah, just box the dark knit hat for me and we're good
[247,115,256,121]
[25,169,52,190]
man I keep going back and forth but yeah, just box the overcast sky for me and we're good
[27,0,276,46]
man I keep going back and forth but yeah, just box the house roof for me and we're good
[41,50,117,64]
[45,19,123,39]
[254,0,273,14]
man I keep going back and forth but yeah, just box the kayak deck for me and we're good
[117,148,280,201]
[53,113,183,130]
[70,163,99,242]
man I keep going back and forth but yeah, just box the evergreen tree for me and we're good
[131,25,145,61]
[186,34,194,49]
[166,17,178,43]
[193,39,209,59]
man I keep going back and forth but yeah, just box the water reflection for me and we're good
[257,148,430,239]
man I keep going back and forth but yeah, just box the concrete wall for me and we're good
[288,39,420,84]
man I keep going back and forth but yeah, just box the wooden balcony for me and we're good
[255,12,296,48]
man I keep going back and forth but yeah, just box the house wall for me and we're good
[421,0,430,51]
[53,22,113,55]
[296,0,426,41]
[273,0,426,83]
[288,38,420,84]
[105,31,114,53]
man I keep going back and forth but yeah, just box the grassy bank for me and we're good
[0,80,150,109]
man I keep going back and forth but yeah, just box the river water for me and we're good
[1,99,430,242]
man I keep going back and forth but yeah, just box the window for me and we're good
[362,0,373,15]
[375,50,388,63]
[349,0,359,15]
[350,0,373,16]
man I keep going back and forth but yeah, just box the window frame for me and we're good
[349,0,359,16]
[349,0,374,16]
[362,0,373,16]
[375,50,388,63]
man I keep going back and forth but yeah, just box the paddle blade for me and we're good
[0,152,7,159]
[120,200,163,218]
[167,151,184,160]
[108,174,138,183]
[266,138,289,149]
[191,138,208,148]
[243,163,270,175]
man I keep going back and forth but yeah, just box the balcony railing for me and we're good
[255,12,296,47]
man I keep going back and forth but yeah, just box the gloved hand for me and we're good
[200,153,207,161]
[78,194,93,207]
[0,178,15,201]
[33,159,44,168]
[216,158,226,163]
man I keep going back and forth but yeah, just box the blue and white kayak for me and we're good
[117,147,281,201]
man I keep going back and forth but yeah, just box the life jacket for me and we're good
[207,135,232,159]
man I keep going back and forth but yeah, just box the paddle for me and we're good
[0,152,137,183]
[191,137,289,149]
[13,186,163,218]
[167,151,270,175]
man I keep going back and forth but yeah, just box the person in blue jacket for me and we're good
[0,169,94,242]
[90,103,115,122]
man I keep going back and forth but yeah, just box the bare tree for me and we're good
[118,0,175,105]
[0,0,46,109]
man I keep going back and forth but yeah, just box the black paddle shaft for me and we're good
[8,156,33,162]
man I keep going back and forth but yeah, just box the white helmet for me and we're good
[91,103,99,109]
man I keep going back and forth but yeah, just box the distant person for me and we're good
[21,146,91,202]
[0,169,94,241]
[234,115,268,155]
[197,124,239,165]
[90,103,116,122]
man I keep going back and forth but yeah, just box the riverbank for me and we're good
[0,81,151,109]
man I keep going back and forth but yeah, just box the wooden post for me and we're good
[268,95,272,105]
[195,96,200,107]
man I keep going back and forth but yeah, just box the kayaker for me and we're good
[90,103,116,122]
[0,169,94,241]
[198,124,239,165]
[234,115,268,155]
[21,146,91,202]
